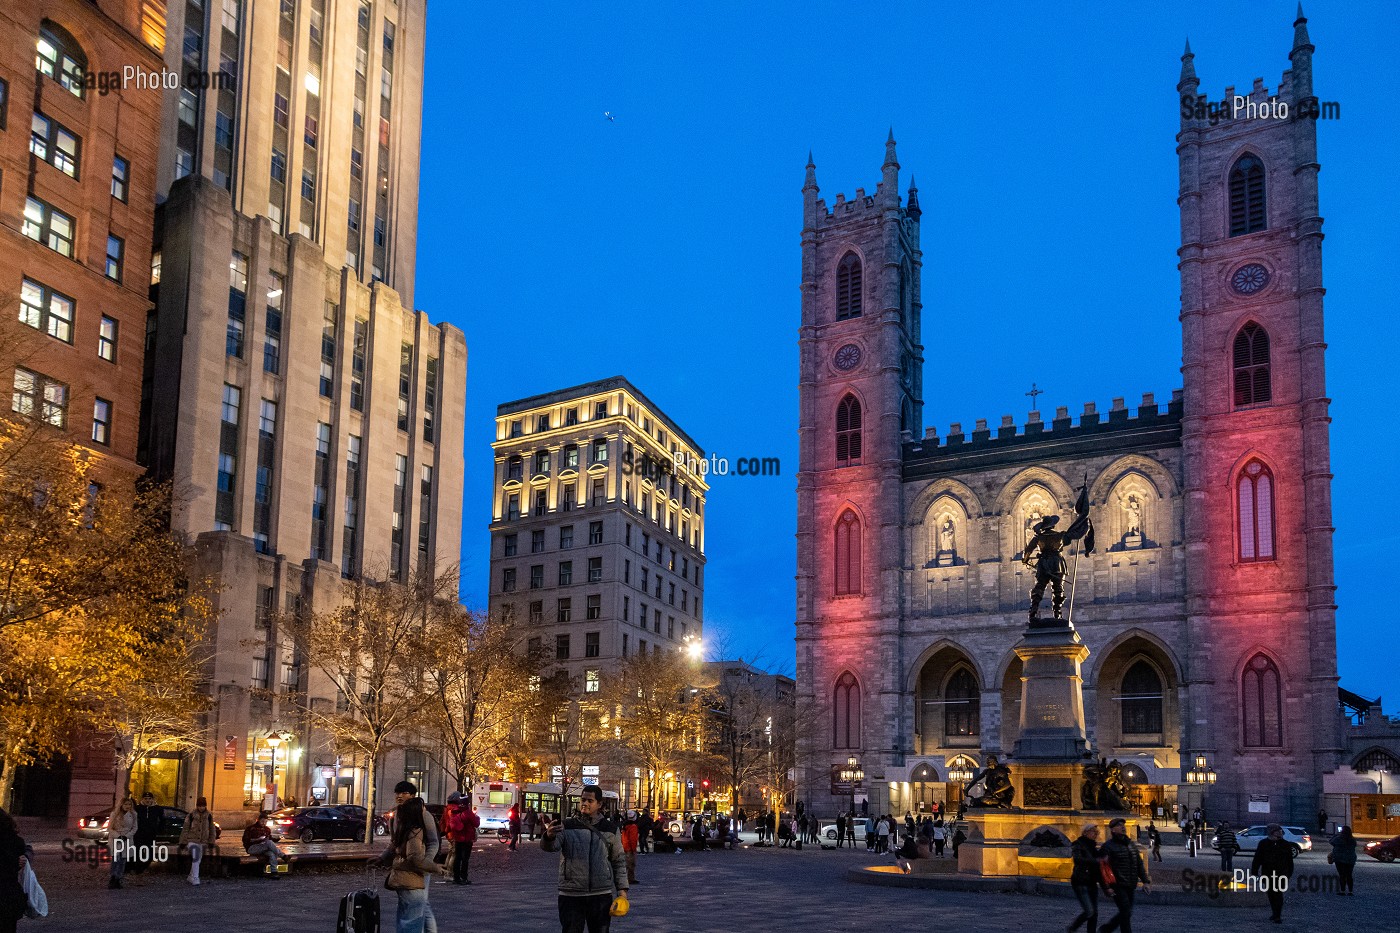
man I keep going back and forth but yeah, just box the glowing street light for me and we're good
[684,635,704,661]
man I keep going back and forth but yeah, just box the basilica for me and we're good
[795,11,1346,825]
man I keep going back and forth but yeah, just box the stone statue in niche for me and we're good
[937,517,956,566]
[1122,494,1143,548]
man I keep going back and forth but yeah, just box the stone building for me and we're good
[796,12,1344,825]
[127,0,464,825]
[488,377,708,695]
[0,0,165,818]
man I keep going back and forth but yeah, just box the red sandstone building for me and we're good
[796,11,1351,825]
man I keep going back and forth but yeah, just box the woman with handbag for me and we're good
[0,808,32,933]
[1067,823,1103,933]
[385,798,447,933]
[1328,825,1358,895]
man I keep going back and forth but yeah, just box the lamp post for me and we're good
[839,755,864,820]
[946,761,974,819]
[265,729,291,810]
[1184,753,1216,842]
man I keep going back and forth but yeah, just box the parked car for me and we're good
[76,806,220,844]
[1364,835,1400,863]
[330,804,389,837]
[1211,824,1312,857]
[268,806,367,843]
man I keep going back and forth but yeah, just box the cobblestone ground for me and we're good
[23,829,1397,932]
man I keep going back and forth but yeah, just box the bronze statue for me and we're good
[1082,757,1130,810]
[963,756,1015,810]
[1022,486,1094,627]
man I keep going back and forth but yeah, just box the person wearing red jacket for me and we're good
[620,810,640,885]
[443,793,479,885]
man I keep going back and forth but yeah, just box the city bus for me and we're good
[521,782,620,822]
[470,781,520,835]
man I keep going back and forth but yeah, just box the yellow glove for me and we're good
[610,892,630,917]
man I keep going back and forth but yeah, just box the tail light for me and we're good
[276,819,294,825]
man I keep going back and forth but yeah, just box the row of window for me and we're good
[11,368,111,444]
[832,651,1284,751]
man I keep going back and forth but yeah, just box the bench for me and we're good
[215,841,382,876]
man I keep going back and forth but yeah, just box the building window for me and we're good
[264,275,284,374]
[21,197,75,257]
[590,438,608,464]
[559,525,574,549]
[591,478,605,507]
[530,565,543,589]
[1241,652,1282,747]
[506,493,520,521]
[588,557,602,583]
[1120,661,1164,736]
[1232,322,1271,407]
[350,320,367,411]
[0,77,8,130]
[423,356,438,442]
[833,671,861,749]
[537,414,550,432]
[557,599,571,624]
[504,533,518,557]
[37,23,89,97]
[562,485,576,512]
[834,509,862,595]
[91,398,112,445]
[836,252,863,320]
[563,444,579,470]
[98,316,118,362]
[558,561,573,585]
[509,419,523,438]
[589,521,603,545]
[320,303,337,396]
[1228,153,1266,236]
[585,669,600,692]
[555,634,570,660]
[531,529,545,553]
[835,394,862,466]
[1237,459,1276,562]
[221,384,242,424]
[105,235,125,281]
[110,155,130,200]
[19,278,73,343]
[30,112,80,177]
[943,667,980,738]
[227,252,248,357]
[529,601,543,625]
[502,568,516,592]
[507,456,523,481]
[585,631,600,657]
[534,451,551,475]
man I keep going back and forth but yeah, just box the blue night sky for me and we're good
[415,2,1398,696]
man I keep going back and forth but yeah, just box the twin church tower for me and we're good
[796,9,1340,823]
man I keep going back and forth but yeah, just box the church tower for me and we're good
[1177,6,1342,820]
[795,134,923,810]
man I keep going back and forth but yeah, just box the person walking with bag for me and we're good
[542,785,629,933]
[1067,823,1103,933]
[1215,820,1238,872]
[1251,824,1294,924]
[443,793,478,885]
[0,809,34,933]
[620,811,639,884]
[1099,817,1150,933]
[178,797,217,885]
[1328,825,1357,895]
[107,797,137,889]
[385,798,447,933]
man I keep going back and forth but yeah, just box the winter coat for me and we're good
[179,809,217,846]
[1215,828,1238,852]
[242,821,272,852]
[388,827,445,891]
[620,822,638,854]
[1101,834,1148,888]
[109,807,138,841]
[1252,837,1295,879]
[1328,833,1358,866]
[444,803,478,844]
[134,803,162,841]
[1070,835,1102,887]
[541,813,628,897]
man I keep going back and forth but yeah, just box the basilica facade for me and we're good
[795,11,1344,825]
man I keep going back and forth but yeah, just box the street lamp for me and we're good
[265,729,292,809]
[683,634,704,662]
[1184,753,1216,833]
[839,755,864,819]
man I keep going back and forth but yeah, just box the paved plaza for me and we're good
[23,828,1399,932]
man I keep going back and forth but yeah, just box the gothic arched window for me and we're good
[833,671,861,749]
[1237,459,1275,562]
[1229,154,1266,236]
[944,667,980,740]
[836,252,862,320]
[1121,661,1164,736]
[1233,322,1271,407]
[1242,652,1283,747]
[835,394,862,467]
[834,509,862,596]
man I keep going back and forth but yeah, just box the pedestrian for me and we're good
[737,807,747,833]
[1147,823,1162,863]
[835,813,847,849]
[1328,825,1357,895]
[1099,817,1150,933]
[864,814,875,851]
[885,816,897,854]
[542,786,629,933]
[1317,809,1328,834]
[384,797,448,933]
[637,810,652,853]
[443,792,478,884]
[951,825,966,858]
[130,792,160,875]
[1215,819,1238,872]
[620,811,639,884]
[1251,824,1294,924]
[242,812,286,879]
[107,796,138,889]
[0,808,32,933]
[874,816,888,854]
[797,811,808,845]
[691,817,706,850]
[905,811,915,838]
[525,807,538,841]
[509,805,523,851]
[932,821,946,857]
[377,782,441,932]
[1067,823,1103,933]
[1183,818,1197,857]
[178,796,217,886]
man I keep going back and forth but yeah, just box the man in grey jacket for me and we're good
[542,786,629,932]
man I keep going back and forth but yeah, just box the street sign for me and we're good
[222,736,237,770]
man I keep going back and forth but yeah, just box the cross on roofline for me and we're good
[1026,383,1044,411]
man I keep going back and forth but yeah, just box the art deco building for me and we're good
[135,0,464,822]
[489,377,708,695]
[0,0,165,820]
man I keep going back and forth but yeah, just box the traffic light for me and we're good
[701,779,710,790]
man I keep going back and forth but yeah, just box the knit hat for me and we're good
[447,792,462,804]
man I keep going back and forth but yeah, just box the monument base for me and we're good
[957,807,1138,879]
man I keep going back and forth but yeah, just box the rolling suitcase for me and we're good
[337,888,380,933]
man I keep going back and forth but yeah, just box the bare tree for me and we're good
[602,651,711,809]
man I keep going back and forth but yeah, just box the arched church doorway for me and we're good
[909,762,940,814]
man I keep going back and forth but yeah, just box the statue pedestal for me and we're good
[958,808,1138,880]
[1011,624,1092,760]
